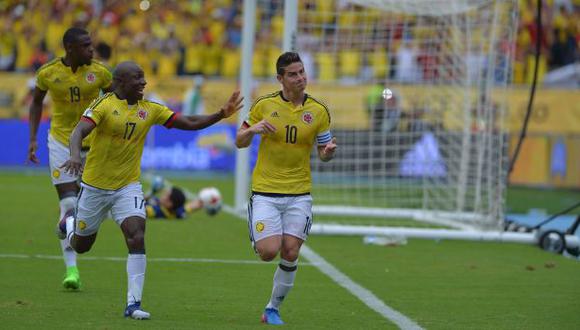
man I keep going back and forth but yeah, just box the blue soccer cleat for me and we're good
[261,308,284,325]
[124,302,150,320]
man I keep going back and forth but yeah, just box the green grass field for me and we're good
[0,170,579,329]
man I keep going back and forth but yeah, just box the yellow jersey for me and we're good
[81,93,176,190]
[245,91,332,194]
[36,58,112,148]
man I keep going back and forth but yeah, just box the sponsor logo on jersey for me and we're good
[86,72,96,83]
[256,221,265,233]
[52,169,60,178]
[137,109,148,120]
[271,111,279,118]
[302,111,313,124]
[78,220,87,230]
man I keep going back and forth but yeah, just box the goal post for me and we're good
[236,0,518,231]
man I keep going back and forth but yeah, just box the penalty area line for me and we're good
[224,204,424,330]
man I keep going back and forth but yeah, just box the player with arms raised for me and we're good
[27,27,112,290]
[236,52,337,325]
[59,61,242,319]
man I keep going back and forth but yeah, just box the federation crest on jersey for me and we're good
[86,72,96,83]
[302,111,313,124]
[137,109,148,120]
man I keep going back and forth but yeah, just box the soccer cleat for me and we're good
[62,266,81,290]
[56,210,74,240]
[261,308,284,325]
[124,302,150,320]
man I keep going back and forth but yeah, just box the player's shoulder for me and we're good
[251,91,281,108]
[36,57,62,75]
[90,60,112,73]
[140,99,168,110]
[88,92,115,109]
[306,94,331,120]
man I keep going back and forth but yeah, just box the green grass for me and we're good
[0,170,579,329]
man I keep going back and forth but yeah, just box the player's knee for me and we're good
[126,231,145,250]
[280,248,299,262]
[71,241,91,254]
[258,248,278,262]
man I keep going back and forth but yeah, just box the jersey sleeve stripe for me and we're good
[164,112,178,128]
[81,116,96,126]
[91,60,112,72]
[307,95,331,124]
[87,92,112,110]
[249,91,280,111]
[36,58,60,73]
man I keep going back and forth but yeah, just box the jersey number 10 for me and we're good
[285,125,297,144]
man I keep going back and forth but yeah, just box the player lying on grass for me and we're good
[144,176,221,219]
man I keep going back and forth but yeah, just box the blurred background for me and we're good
[0,0,578,190]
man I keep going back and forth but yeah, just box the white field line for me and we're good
[224,204,424,330]
[0,253,313,266]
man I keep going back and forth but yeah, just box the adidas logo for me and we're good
[54,78,61,83]
[271,111,279,118]
[112,110,119,116]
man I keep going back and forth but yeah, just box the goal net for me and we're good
[290,0,518,230]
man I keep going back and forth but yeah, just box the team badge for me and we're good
[86,72,96,83]
[302,112,313,124]
[52,169,60,178]
[78,220,87,230]
[256,221,265,233]
[137,109,148,120]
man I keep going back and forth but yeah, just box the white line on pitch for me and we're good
[0,253,314,266]
[224,205,424,330]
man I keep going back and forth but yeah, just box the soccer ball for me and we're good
[198,187,222,216]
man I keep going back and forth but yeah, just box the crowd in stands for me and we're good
[0,0,578,84]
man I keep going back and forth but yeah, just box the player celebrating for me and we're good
[235,52,337,325]
[59,61,242,320]
[27,27,112,290]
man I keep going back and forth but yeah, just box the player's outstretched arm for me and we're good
[61,120,95,176]
[235,120,276,148]
[171,90,243,131]
[317,137,337,162]
[27,87,47,164]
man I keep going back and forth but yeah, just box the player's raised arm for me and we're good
[61,119,95,176]
[171,90,243,131]
[27,87,48,164]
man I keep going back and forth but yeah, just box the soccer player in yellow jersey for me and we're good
[27,27,112,290]
[60,61,242,320]
[235,52,337,325]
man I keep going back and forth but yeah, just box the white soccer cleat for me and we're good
[124,302,150,320]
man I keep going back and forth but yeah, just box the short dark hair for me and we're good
[276,52,302,75]
[62,27,89,46]
[95,42,112,60]
[169,187,186,211]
